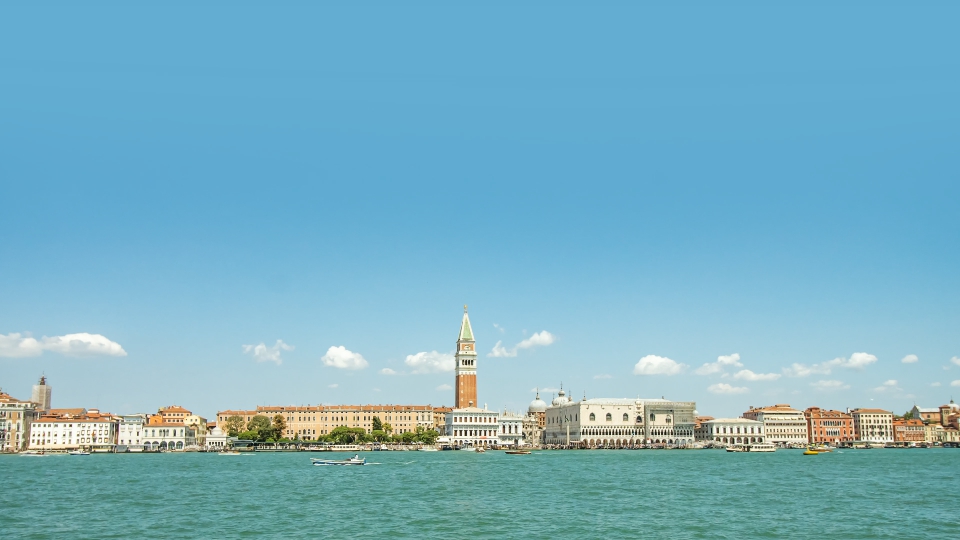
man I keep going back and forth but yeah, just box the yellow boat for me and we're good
[803,448,819,455]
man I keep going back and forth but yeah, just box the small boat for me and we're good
[311,454,366,466]
[20,450,46,456]
[505,450,531,455]
[476,446,486,453]
[803,449,819,455]
[417,447,439,452]
[459,446,477,452]
[219,450,242,455]
[727,443,776,453]
[68,450,91,456]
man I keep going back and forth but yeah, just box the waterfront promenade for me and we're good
[2,449,957,538]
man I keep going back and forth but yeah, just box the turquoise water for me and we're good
[1,449,956,538]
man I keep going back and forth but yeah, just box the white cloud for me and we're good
[328,383,338,388]
[436,384,452,391]
[811,380,850,391]
[0,332,127,358]
[951,380,960,388]
[931,382,942,387]
[784,352,877,377]
[404,351,454,373]
[708,383,748,395]
[951,356,960,367]
[901,354,918,364]
[320,346,369,370]
[593,374,612,379]
[532,387,560,393]
[633,355,687,376]
[493,323,505,334]
[695,353,743,375]
[873,379,900,392]
[242,339,293,365]
[488,331,555,357]
[732,369,781,382]
[379,368,397,375]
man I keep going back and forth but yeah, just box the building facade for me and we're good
[142,422,197,451]
[445,406,500,447]
[544,392,696,447]
[804,407,854,445]
[1,391,38,452]
[454,306,478,409]
[218,404,437,439]
[118,414,148,450]
[695,418,765,445]
[28,410,118,451]
[850,408,893,443]
[497,412,524,447]
[743,404,808,446]
[893,418,924,443]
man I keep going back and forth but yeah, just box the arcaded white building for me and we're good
[445,406,500,447]
[696,418,765,445]
[142,423,197,451]
[497,412,524,447]
[543,389,697,447]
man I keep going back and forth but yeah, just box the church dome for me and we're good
[528,391,548,413]
[551,387,569,406]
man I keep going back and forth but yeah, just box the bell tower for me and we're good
[454,305,478,408]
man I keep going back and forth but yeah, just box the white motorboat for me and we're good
[311,454,366,466]
[68,450,91,456]
[726,443,776,453]
[418,447,439,452]
[219,450,242,455]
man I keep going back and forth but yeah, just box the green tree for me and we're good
[383,422,393,436]
[272,414,288,441]
[246,415,272,441]
[417,428,439,445]
[400,431,417,444]
[238,430,259,440]
[372,416,383,432]
[224,415,246,437]
[371,429,388,442]
[329,426,366,445]
[903,411,914,420]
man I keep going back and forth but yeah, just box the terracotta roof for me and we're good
[48,408,87,417]
[851,408,891,414]
[160,405,191,413]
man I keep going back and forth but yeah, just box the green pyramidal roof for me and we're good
[459,312,474,341]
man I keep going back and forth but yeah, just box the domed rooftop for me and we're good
[551,386,571,406]
[528,390,548,413]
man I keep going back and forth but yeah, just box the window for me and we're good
[605,413,612,422]
[623,413,629,422]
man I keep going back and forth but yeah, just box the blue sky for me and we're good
[2,2,958,420]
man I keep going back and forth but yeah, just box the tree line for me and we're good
[222,414,440,445]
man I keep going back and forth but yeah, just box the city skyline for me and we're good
[2,4,959,420]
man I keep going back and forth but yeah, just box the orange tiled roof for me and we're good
[851,408,891,414]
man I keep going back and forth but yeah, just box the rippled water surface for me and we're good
[2,449,957,539]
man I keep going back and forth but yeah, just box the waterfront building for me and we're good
[217,404,437,438]
[31,375,52,412]
[804,407,854,445]
[850,408,893,444]
[0,391,38,452]
[433,406,452,432]
[28,409,118,451]
[544,390,696,447]
[205,425,233,450]
[497,411,524,447]
[893,418,924,444]
[528,390,547,428]
[695,418,764,445]
[183,414,208,447]
[454,305,477,409]
[158,405,192,424]
[521,392,548,446]
[911,405,941,424]
[118,414,148,451]
[743,404,808,446]
[142,422,197,451]
[445,405,500,447]
[938,400,960,427]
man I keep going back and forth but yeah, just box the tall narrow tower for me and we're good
[31,375,51,412]
[454,305,478,408]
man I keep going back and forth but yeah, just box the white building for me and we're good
[851,408,894,443]
[1,392,38,452]
[205,425,233,451]
[142,422,197,451]
[28,412,118,451]
[118,414,148,451]
[498,412,524,447]
[445,406,500,448]
[696,418,765,445]
[743,404,808,446]
[543,389,697,447]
